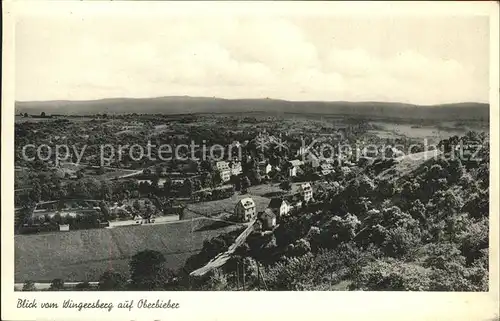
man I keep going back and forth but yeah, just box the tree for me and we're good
[250,169,262,185]
[99,201,110,220]
[182,178,193,197]
[129,250,174,290]
[100,182,112,201]
[75,282,91,290]
[279,178,292,192]
[201,172,212,189]
[49,278,65,291]
[29,181,42,203]
[163,177,173,195]
[350,258,431,291]
[76,170,85,180]
[41,111,46,118]
[98,271,127,291]
[230,175,241,191]
[23,112,28,117]
[200,160,213,172]
[133,199,141,214]
[144,204,155,222]
[212,171,222,187]
[22,280,36,291]
[241,176,251,193]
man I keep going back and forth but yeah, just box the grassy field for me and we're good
[377,150,442,181]
[247,182,303,197]
[15,218,239,282]
[368,121,475,142]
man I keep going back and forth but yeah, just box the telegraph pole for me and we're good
[236,262,240,290]
[257,261,261,290]
[242,259,246,290]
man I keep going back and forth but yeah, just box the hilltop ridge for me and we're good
[15,96,489,121]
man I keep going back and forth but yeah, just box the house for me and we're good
[299,182,313,202]
[383,146,405,159]
[285,194,303,210]
[216,161,230,171]
[234,197,256,222]
[230,140,241,149]
[268,197,291,219]
[296,146,309,157]
[361,146,379,158]
[258,161,272,176]
[304,152,321,168]
[288,159,304,177]
[230,161,242,176]
[257,209,277,231]
[215,161,231,182]
[319,163,334,176]
[59,224,70,232]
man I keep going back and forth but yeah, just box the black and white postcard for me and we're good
[2,1,499,321]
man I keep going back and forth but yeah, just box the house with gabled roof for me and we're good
[235,197,256,222]
[258,161,272,176]
[215,161,231,182]
[299,182,313,202]
[319,162,334,176]
[285,194,304,211]
[268,197,291,219]
[288,159,304,177]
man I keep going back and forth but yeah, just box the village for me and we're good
[15,111,453,239]
[16,120,346,236]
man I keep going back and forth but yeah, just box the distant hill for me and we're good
[15,96,490,121]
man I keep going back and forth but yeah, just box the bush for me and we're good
[22,280,36,291]
[350,258,432,291]
[49,278,65,291]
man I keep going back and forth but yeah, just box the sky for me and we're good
[15,10,490,105]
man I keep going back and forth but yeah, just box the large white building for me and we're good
[215,161,231,182]
[299,182,313,202]
[234,197,256,222]
[230,161,242,176]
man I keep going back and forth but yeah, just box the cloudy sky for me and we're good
[15,8,490,105]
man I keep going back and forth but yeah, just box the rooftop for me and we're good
[268,197,288,209]
[237,197,255,209]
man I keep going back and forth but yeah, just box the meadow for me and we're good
[14,218,240,282]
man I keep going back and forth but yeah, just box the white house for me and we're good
[216,161,230,171]
[319,163,334,176]
[235,197,256,222]
[288,159,304,177]
[267,198,291,219]
[230,161,242,176]
[258,161,272,175]
[286,194,303,210]
[299,182,313,202]
[296,146,308,157]
[216,161,232,182]
[230,141,241,149]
